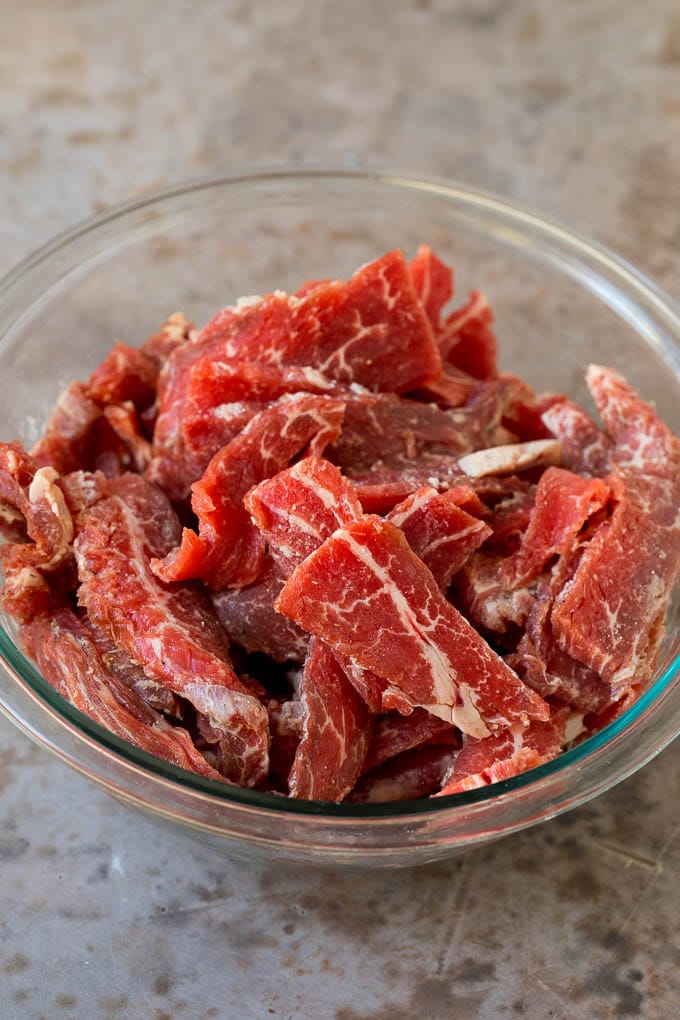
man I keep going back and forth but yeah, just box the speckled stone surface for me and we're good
[1,3,680,1018]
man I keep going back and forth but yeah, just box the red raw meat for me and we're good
[295,278,332,299]
[267,697,304,789]
[306,378,537,513]
[25,607,222,780]
[87,342,158,410]
[103,403,153,474]
[410,369,478,409]
[507,541,612,714]
[409,244,453,329]
[83,613,182,717]
[349,744,455,803]
[276,515,549,737]
[551,476,679,692]
[437,711,567,796]
[541,398,611,475]
[587,365,680,486]
[150,358,342,499]
[4,246,679,804]
[152,394,345,589]
[146,329,223,499]
[437,290,498,379]
[32,341,159,479]
[288,638,374,801]
[331,650,410,715]
[504,468,610,588]
[211,559,309,662]
[31,382,102,475]
[141,312,196,364]
[327,392,470,477]
[455,550,537,642]
[59,470,110,517]
[0,443,76,621]
[362,708,458,774]
[501,390,561,443]
[449,375,536,450]
[550,368,680,692]
[355,473,499,516]
[245,456,362,575]
[199,250,442,392]
[387,487,492,590]
[483,489,536,554]
[0,443,72,568]
[74,473,270,786]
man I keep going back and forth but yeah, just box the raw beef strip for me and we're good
[151,358,343,499]
[74,473,270,786]
[455,551,537,642]
[83,614,182,717]
[542,398,611,475]
[86,342,158,411]
[445,374,535,451]
[0,443,75,621]
[586,365,680,488]
[409,369,478,409]
[212,560,309,663]
[409,245,453,329]
[582,683,642,736]
[199,250,442,393]
[483,489,536,554]
[326,381,536,512]
[436,711,567,796]
[349,744,455,803]
[31,382,102,474]
[551,477,680,691]
[437,290,498,379]
[103,403,153,473]
[508,544,614,713]
[141,312,196,364]
[276,515,549,738]
[295,278,332,299]
[504,468,610,588]
[387,487,492,590]
[362,708,458,774]
[0,444,73,568]
[288,639,374,801]
[267,698,304,790]
[25,608,222,780]
[330,652,394,715]
[245,456,362,575]
[152,394,345,589]
[501,390,561,443]
[351,471,494,515]
[327,392,471,476]
[550,368,680,691]
[31,342,157,477]
[59,470,109,517]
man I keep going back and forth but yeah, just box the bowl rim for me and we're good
[1,166,679,821]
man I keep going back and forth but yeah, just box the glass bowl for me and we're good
[1,170,679,870]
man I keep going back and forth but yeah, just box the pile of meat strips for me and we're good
[1,247,679,803]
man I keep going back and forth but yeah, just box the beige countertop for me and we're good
[1,3,680,1017]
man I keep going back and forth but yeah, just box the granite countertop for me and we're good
[2,3,680,1017]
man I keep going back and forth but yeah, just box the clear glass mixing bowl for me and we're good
[0,170,679,868]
